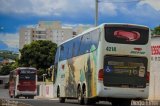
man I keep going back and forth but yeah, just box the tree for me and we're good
[0,50,18,60]
[152,25,160,35]
[19,40,57,70]
[0,63,14,75]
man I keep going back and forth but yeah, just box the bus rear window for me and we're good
[19,69,36,75]
[103,56,148,88]
[105,25,149,45]
[19,75,35,80]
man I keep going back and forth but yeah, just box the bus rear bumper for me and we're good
[17,91,37,96]
[97,82,149,100]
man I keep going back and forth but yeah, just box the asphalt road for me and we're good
[0,87,10,98]
[10,99,112,106]
[1,87,160,106]
[0,87,111,106]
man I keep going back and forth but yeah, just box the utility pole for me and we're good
[95,0,98,26]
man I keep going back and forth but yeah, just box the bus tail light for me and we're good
[98,69,104,81]
[17,85,20,90]
[16,70,20,75]
[146,72,150,83]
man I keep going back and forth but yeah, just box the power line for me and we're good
[98,0,145,3]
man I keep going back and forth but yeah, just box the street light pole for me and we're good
[95,0,98,26]
[42,74,47,82]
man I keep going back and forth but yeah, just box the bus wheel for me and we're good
[77,86,84,105]
[57,87,65,103]
[31,96,34,99]
[111,99,131,106]
[28,96,34,99]
[13,90,16,98]
[83,86,91,105]
[59,97,65,103]
[111,101,119,106]
[120,100,131,106]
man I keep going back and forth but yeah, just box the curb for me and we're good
[0,99,32,106]
[34,96,58,100]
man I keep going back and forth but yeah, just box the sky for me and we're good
[0,0,160,52]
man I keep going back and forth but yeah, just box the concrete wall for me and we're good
[38,83,54,98]
[150,37,160,100]
[0,75,9,88]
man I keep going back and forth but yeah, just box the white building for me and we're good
[19,21,93,49]
[51,27,73,45]
[19,27,33,49]
[150,36,160,100]
[32,27,48,41]
[19,21,75,49]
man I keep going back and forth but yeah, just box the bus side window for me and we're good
[79,36,84,55]
[85,33,91,53]
[72,42,75,57]
[60,45,66,61]
[79,33,91,55]
[90,29,100,51]
[67,42,73,59]
[74,37,81,57]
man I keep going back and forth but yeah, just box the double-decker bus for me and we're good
[53,23,150,106]
[9,67,37,99]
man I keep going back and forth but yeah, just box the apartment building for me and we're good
[74,24,93,35]
[19,21,92,49]
[19,21,73,49]
[51,27,73,45]
[19,27,33,49]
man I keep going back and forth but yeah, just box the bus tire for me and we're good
[13,90,16,98]
[77,86,84,105]
[82,85,92,105]
[28,96,34,99]
[59,97,65,103]
[120,100,131,106]
[111,101,119,106]
[111,99,131,106]
[57,87,65,103]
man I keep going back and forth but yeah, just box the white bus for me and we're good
[53,23,150,106]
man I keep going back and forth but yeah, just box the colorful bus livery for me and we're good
[9,67,37,99]
[53,23,150,106]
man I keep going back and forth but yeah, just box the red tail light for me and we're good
[17,85,20,90]
[16,70,20,75]
[98,69,104,81]
[146,72,150,83]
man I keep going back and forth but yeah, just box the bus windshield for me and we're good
[105,25,149,45]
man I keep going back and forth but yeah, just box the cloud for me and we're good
[117,0,160,23]
[0,0,117,17]
[0,33,19,48]
[99,3,117,16]
[139,0,160,11]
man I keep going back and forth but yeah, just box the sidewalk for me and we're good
[0,98,31,106]
[132,100,160,106]
[34,96,160,106]
[34,96,58,100]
